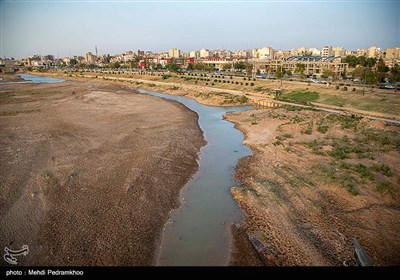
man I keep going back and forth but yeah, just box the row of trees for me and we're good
[342,55,378,68]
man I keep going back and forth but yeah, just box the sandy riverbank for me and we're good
[226,107,400,265]
[27,72,252,108]
[0,76,205,265]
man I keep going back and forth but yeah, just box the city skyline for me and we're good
[1,0,399,59]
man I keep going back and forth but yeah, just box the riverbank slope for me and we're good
[227,107,400,265]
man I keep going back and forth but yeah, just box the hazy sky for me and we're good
[1,0,399,58]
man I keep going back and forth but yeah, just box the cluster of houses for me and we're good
[1,45,399,78]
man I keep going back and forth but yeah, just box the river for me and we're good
[137,89,252,266]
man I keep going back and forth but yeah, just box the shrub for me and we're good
[352,88,356,92]
[250,82,254,86]
[336,85,339,90]
[273,140,282,146]
[343,86,348,91]
[245,83,249,86]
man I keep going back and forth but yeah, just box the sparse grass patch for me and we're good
[372,164,392,177]
[317,125,329,134]
[345,184,359,196]
[280,90,319,104]
[375,181,390,193]
[352,163,374,180]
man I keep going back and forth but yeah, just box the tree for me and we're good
[111,62,120,69]
[223,63,232,71]
[322,69,335,79]
[166,63,179,72]
[128,60,138,69]
[375,58,389,83]
[245,62,253,77]
[69,58,78,66]
[187,63,194,71]
[341,69,347,79]
[233,61,246,70]
[294,63,305,77]
[342,55,358,67]
[388,65,400,83]
[353,66,377,85]
[365,57,377,68]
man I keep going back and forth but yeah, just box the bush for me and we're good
[352,88,356,92]
[336,85,339,90]
[250,82,254,86]
[245,83,249,86]
[343,86,348,91]
[273,140,282,146]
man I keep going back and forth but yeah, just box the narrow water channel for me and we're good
[137,89,252,266]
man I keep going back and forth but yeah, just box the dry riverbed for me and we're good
[0,76,205,265]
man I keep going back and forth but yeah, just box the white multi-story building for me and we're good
[189,50,199,58]
[356,49,366,57]
[253,47,275,60]
[308,48,321,56]
[332,46,345,57]
[199,48,210,58]
[321,46,333,57]
[291,47,307,56]
[168,48,181,58]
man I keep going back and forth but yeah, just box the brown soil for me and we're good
[0,76,205,265]
[226,107,400,266]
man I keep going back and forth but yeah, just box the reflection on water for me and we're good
[137,89,252,266]
[17,73,65,83]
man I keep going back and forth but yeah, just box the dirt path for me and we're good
[0,78,205,265]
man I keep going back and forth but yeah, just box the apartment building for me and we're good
[321,46,333,57]
[168,48,181,58]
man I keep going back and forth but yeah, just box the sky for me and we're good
[1,0,399,59]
